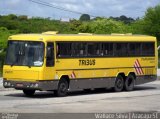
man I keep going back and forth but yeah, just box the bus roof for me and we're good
[8,33,156,42]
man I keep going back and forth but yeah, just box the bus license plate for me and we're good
[16,83,24,87]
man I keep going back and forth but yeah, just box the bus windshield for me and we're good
[5,41,44,67]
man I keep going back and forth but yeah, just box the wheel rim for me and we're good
[127,78,133,87]
[126,76,134,90]
[59,83,67,94]
[116,79,123,89]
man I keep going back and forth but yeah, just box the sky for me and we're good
[0,0,160,19]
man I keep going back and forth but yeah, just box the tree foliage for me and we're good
[0,4,160,68]
[79,14,90,21]
[110,15,135,24]
[0,27,18,50]
[143,4,160,40]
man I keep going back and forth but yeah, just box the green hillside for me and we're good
[0,4,160,75]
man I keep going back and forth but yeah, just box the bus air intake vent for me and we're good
[42,31,58,35]
[78,33,93,35]
[111,33,132,36]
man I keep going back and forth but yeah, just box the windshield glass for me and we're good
[5,41,44,67]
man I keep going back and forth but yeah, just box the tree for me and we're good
[110,15,135,24]
[129,19,145,34]
[0,27,19,50]
[143,4,160,40]
[79,14,90,21]
[7,14,18,20]
[69,19,82,32]
[0,27,10,51]
[88,19,128,34]
[18,15,28,21]
[0,27,19,68]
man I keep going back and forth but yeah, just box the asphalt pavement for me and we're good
[0,80,160,113]
[0,76,160,119]
[0,77,2,88]
[157,69,160,76]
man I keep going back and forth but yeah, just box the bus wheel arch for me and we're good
[124,72,136,91]
[117,73,126,80]
[60,75,70,88]
[54,75,70,97]
[127,72,136,80]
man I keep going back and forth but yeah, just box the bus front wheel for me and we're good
[23,89,35,96]
[114,75,124,92]
[54,79,68,97]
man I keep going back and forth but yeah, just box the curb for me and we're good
[157,69,160,76]
[0,78,3,87]
[0,77,2,82]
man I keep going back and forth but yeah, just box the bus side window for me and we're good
[87,43,101,56]
[72,43,87,57]
[57,42,72,57]
[46,42,54,66]
[103,43,113,56]
[129,43,136,56]
[115,43,128,56]
[142,42,154,56]
[128,43,141,56]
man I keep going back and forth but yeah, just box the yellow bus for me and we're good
[3,32,158,96]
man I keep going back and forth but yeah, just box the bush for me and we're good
[0,52,6,68]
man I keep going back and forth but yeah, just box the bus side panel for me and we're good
[55,56,156,90]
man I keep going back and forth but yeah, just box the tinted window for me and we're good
[57,42,72,57]
[103,43,113,56]
[87,43,101,56]
[142,42,154,56]
[115,43,128,56]
[129,43,141,56]
[72,42,87,57]
[56,41,155,58]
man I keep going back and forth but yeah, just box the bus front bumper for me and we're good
[3,79,59,91]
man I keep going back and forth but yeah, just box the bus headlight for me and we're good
[7,82,11,86]
[4,82,11,86]
[35,83,39,88]
[29,83,39,88]
[4,82,8,86]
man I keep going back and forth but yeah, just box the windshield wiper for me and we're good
[10,60,17,67]
[27,64,32,68]
[27,62,32,68]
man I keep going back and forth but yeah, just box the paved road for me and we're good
[157,69,160,76]
[0,80,160,114]
[1,72,160,118]
[0,77,2,89]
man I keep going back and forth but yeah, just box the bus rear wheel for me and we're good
[124,75,135,91]
[23,89,35,96]
[54,79,68,97]
[114,75,124,92]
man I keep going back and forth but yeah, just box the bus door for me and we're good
[44,42,55,80]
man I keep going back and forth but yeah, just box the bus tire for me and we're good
[84,89,91,93]
[23,89,35,96]
[114,75,124,92]
[54,79,68,97]
[124,75,135,91]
